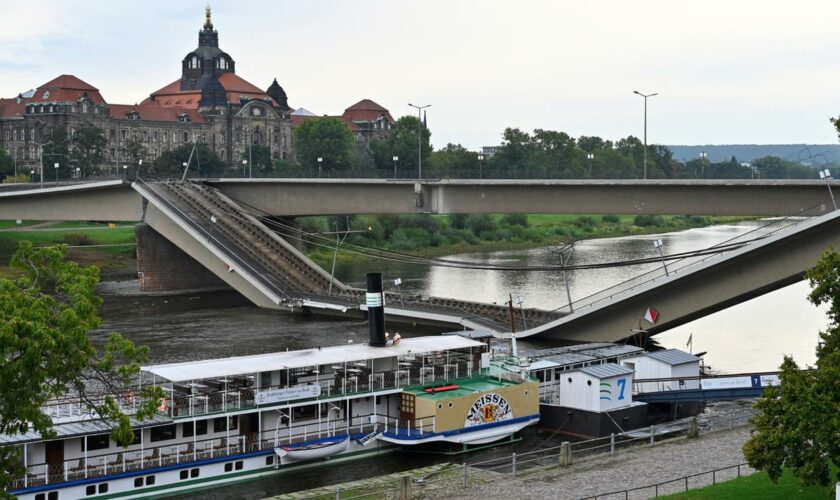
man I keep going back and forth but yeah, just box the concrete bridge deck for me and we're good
[2,178,840,221]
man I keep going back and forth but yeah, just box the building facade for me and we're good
[0,8,393,176]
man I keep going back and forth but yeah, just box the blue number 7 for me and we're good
[617,378,626,400]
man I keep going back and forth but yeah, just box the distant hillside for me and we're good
[666,144,840,164]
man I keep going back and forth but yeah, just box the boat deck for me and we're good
[406,375,525,400]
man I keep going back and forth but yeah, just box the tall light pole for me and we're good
[317,156,323,177]
[54,162,59,184]
[392,155,399,178]
[633,90,657,180]
[587,153,594,177]
[478,154,484,179]
[699,151,708,179]
[408,103,431,179]
[33,140,51,188]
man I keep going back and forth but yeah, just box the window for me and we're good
[132,429,142,445]
[145,475,155,486]
[134,477,143,488]
[234,461,243,471]
[153,131,158,142]
[48,492,58,500]
[179,470,188,480]
[98,484,108,494]
[43,90,50,99]
[190,468,199,478]
[150,424,176,442]
[183,131,189,143]
[86,485,96,496]
[265,455,274,466]
[182,420,207,437]
[224,462,233,472]
[120,130,126,141]
[213,416,237,433]
[109,129,115,140]
[82,434,110,451]
[35,494,45,500]
[30,129,34,140]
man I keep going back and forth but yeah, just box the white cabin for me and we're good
[554,364,634,413]
[621,349,701,393]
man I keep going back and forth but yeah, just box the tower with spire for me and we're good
[180,5,235,91]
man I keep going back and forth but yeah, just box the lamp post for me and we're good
[75,167,80,183]
[30,169,34,183]
[122,165,128,180]
[478,154,484,179]
[587,153,594,177]
[242,159,247,178]
[33,140,52,188]
[699,151,708,178]
[392,155,399,178]
[317,157,323,177]
[137,159,143,180]
[54,162,59,184]
[407,103,431,179]
[819,169,837,210]
[633,90,657,180]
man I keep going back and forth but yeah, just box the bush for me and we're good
[575,216,596,232]
[688,215,708,225]
[601,214,620,224]
[465,214,497,237]
[388,228,433,250]
[501,213,529,227]
[64,233,93,246]
[633,215,666,227]
[448,213,468,229]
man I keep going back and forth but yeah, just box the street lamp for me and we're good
[242,159,247,178]
[53,162,59,184]
[137,159,143,180]
[478,154,484,179]
[587,153,594,177]
[392,155,399,178]
[633,90,657,180]
[33,140,52,188]
[75,167,80,182]
[30,169,34,183]
[699,151,708,178]
[122,164,128,180]
[407,103,431,179]
[317,157,323,177]
[819,169,837,210]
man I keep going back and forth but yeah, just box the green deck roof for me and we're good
[404,375,529,400]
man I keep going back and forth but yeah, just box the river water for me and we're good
[93,220,826,497]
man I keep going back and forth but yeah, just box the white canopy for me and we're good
[142,336,484,383]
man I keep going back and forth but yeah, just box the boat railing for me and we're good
[377,414,436,437]
[40,392,144,425]
[11,434,248,490]
[159,361,476,419]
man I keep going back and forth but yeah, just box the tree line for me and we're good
[0,119,837,181]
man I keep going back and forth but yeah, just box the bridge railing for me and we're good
[554,200,832,314]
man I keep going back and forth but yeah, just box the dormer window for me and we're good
[42,90,50,99]
[190,56,199,69]
[178,113,191,123]
[127,111,141,120]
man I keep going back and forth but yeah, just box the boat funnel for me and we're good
[366,273,387,347]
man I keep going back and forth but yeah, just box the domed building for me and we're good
[0,7,393,174]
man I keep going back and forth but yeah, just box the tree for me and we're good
[293,117,355,173]
[247,144,273,176]
[0,242,162,491]
[429,143,479,178]
[743,248,840,487]
[370,115,431,177]
[0,148,13,180]
[152,143,226,178]
[123,139,147,166]
[42,126,71,178]
[71,123,107,177]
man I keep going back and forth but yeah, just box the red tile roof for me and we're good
[145,73,275,109]
[0,98,25,119]
[108,103,206,124]
[341,98,393,125]
[32,74,106,104]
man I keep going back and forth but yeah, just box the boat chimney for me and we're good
[367,273,387,347]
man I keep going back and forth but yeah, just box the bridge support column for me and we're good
[135,223,228,292]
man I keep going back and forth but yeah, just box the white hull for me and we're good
[378,415,539,446]
[279,435,350,461]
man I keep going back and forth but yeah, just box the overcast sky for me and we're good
[2,0,840,149]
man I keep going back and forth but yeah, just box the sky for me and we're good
[2,0,840,149]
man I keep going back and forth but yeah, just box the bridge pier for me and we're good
[135,223,228,292]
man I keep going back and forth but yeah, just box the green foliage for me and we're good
[152,143,226,178]
[63,233,93,246]
[42,126,71,177]
[293,118,355,172]
[71,123,107,177]
[633,215,666,227]
[601,214,620,224]
[744,248,840,487]
[247,144,273,175]
[448,213,468,230]
[465,214,497,237]
[0,149,13,180]
[501,213,529,227]
[123,139,147,166]
[370,115,432,176]
[0,242,162,490]
[429,143,479,178]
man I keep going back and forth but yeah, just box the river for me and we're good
[93,220,826,497]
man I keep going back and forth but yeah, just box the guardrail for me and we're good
[578,462,753,499]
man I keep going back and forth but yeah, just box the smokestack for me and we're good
[366,273,386,347]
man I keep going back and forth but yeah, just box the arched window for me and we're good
[190,56,199,69]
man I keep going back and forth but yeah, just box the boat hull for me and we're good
[279,435,350,461]
[378,414,540,446]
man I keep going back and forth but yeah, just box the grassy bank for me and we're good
[662,468,836,499]
[303,213,755,269]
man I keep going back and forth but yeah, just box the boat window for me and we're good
[86,485,96,496]
[183,420,208,437]
[146,475,155,486]
[132,429,142,445]
[48,493,58,500]
[180,470,188,480]
[98,484,108,494]
[535,371,545,383]
[134,477,143,487]
[82,433,110,451]
[214,416,238,433]
[35,494,45,500]
[235,461,243,470]
[265,455,274,466]
[151,424,177,442]
[191,468,200,478]
[224,462,233,472]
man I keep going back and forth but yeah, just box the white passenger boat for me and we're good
[4,274,540,500]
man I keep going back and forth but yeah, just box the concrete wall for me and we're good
[135,223,227,292]
[0,182,143,221]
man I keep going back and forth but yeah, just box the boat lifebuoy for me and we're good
[158,397,169,413]
[393,334,401,345]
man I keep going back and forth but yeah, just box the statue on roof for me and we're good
[204,5,214,30]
